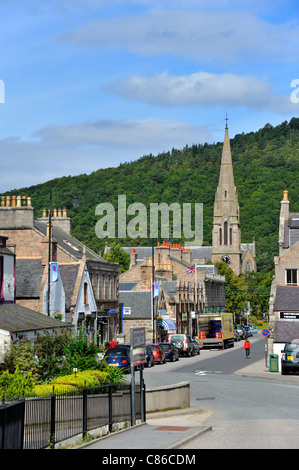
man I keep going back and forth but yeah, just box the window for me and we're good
[84,282,88,305]
[245,261,251,272]
[230,227,232,245]
[219,228,222,245]
[101,274,105,299]
[224,221,228,245]
[286,269,298,285]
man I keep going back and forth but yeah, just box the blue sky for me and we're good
[0,0,299,191]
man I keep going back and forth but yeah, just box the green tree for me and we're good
[243,269,274,315]
[104,242,130,273]
[215,262,248,318]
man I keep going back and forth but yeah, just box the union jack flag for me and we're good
[186,264,196,274]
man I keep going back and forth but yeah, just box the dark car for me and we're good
[102,344,131,372]
[191,338,201,354]
[281,340,299,375]
[145,345,155,368]
[159,343,180,362]
[168,334,195,357]
[243,325,253,337]
[148,343,166,364]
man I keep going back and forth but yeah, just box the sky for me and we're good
[0,0,299,192]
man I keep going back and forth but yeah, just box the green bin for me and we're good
[269,354,279,372]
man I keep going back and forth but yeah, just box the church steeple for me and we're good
[211,121,242,275]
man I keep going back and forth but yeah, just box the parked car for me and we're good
[250,325,258,334]
[235,325,246,339]
[234,329,242,341]
[102,344,131,372]
[281,341,299,375]
[159,342,180,362]
[148,343,166,364]
[243,325,253,337]
[145,345,155,368]
[168,334,195,357]
[191,338,201,354]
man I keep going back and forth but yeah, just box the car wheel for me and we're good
[147,359,151,368]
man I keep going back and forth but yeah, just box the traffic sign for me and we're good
[262,328,270,337]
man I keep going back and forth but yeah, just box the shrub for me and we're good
[0,367,35,399]
[34,383,77,397]
[53,369,111,388]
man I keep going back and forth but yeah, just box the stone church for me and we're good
[210,123,256,275]
[182,123,256,275]
[117,122,256,276]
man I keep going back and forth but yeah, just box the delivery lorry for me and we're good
[198,313,234,349]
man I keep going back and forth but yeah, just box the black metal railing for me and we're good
[0,381,146,449]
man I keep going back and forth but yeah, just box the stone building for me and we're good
[119,242,226,342]
[268,190,299,368]
[0,195,119,344]
[210,124,256,274]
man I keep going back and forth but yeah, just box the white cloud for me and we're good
[57,10,299,64]
[106,71,295,113]
[1,119,213,191]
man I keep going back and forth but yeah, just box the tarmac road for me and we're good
[76,333,299,451]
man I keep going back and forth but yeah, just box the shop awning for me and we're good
[160,318,177,331]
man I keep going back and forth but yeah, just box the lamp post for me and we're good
[152,238,155,343]
[47,187,52,316]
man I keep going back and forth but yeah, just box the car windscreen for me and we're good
[285,342,299,352]
[106,348,129,356]
[170,335,184,342]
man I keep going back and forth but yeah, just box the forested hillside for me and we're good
[4,118,299,273]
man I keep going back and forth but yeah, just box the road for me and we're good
[141,334,299,449]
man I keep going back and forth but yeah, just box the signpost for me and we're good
[262,328,270,368]
[130,327,146,426]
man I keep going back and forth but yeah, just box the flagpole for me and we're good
[47,186,52,316]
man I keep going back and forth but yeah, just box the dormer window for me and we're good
[286,269,298,286]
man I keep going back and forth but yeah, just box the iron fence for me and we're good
[0,381,145,449]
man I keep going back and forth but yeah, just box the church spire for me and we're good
[211,120,242,275]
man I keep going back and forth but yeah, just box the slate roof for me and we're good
[274,286,299,311]
[0,303,70,332]
[16,258,44,298]
[283,213,299,249]
[59,264,80,310]
[119,291,151,319]
[119,282,138,291]
[274,320,299,343]
[34,220,107,262]
[121,244,254,264]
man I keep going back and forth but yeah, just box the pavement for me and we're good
[72,356,299,451]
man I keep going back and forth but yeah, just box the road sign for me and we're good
[262,328,270,337]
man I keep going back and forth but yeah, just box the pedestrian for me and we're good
[109,338,118,348]
[244,338,251,358]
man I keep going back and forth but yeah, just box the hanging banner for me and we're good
[50,262,59,283]
[153,282,160,297]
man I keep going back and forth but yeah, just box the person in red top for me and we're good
[244,339,251,358]
[109,338,118,348]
